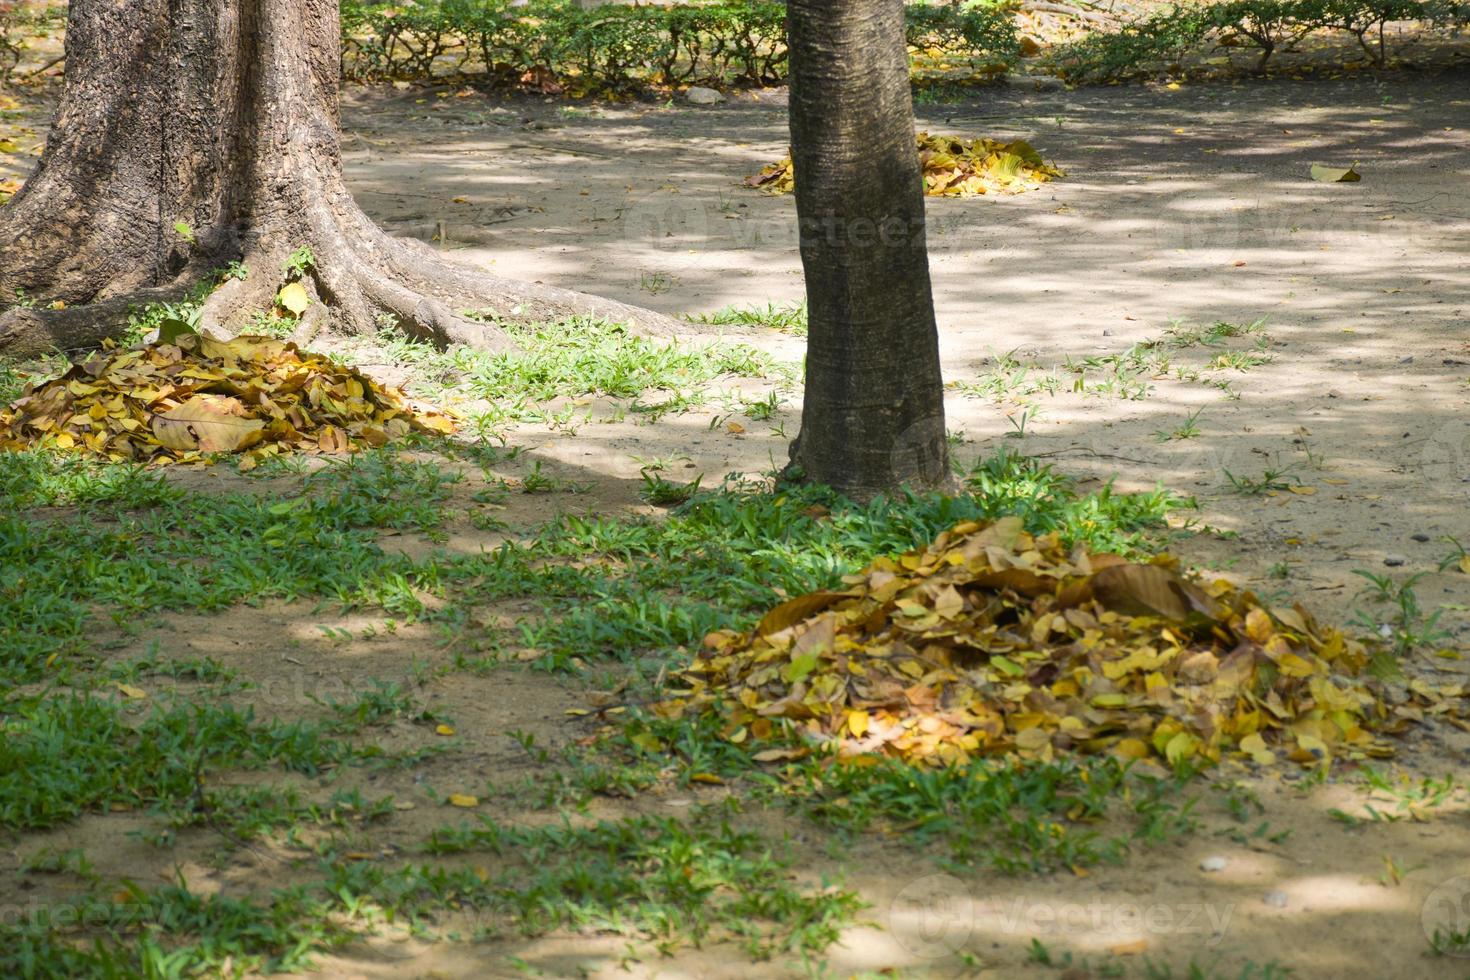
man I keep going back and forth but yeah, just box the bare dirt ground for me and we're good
[4,65,1470,979]
[335,67,1470,623]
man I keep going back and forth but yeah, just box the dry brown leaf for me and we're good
[654,517,1451,770]
[0,330,455,464]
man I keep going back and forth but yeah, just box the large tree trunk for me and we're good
[0,0,678,356]
[784,0,950,499]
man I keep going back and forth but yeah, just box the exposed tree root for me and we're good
[0,0,687,361]
[0,287,193,357]
[0,230,686,358]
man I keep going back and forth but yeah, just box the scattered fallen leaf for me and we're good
[1311,163,1361,183]
[447,793,479,808]
[276,281,311,316]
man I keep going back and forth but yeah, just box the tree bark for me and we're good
[784,0,951,499]
[0,0,680,356]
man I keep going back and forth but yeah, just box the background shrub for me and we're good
[338,0,1017,89]
[1053,0,1455,81]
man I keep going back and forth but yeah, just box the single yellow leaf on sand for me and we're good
[447,793,479,808]
[435,724,456,736]
[115,683,147,699]
[1310,163,1361,183]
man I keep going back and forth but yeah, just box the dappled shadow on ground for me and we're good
[336,66,1470,621]
[5,65,1470,979]
[340,67,1469,337]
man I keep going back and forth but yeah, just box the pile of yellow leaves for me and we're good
[745,133,1064,197]
[657,517,1463,769]
[0,332,454,469]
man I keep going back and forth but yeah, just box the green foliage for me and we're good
[120,263,249,346]
[0,881,347,979]
[786,755,1196,873]
[0,353,66,405]
[905,1,1022,63]
[357,318,778,436]
[1349,570,1452,665]
[500,450,1188,668]
[0,695,360,830]
[0,448,439,682]
[1054,0,1454,80]
[281,245,316,279]
[0,808,860,974]
[689,300,809,336]
[417,811,863,955]
[339,0,1018,89]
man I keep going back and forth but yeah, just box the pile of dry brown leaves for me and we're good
[0,331,454,469]
[746,132,1064,197]
[657,517,1464,768]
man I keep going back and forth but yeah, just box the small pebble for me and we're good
[1384,555,1407,567]
[1263,890,1289,908]
[1411,533,1430,542]
[684,85,726,105]
[1200,856,1229,872]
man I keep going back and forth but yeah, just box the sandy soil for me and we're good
[335,68,1470,625]
[4,65,1470,979]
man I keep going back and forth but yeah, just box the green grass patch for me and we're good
[412,810,862,956]
[0,811,861,976]
[0,443,1189,683]
[345,318,783,436]
[491,451,1189,667]
[0,695,368,831]
[0,449,446,683]
[575,711,1200,876]
[688,300,809,336]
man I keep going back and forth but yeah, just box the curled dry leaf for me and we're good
[655,519,1464,769]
